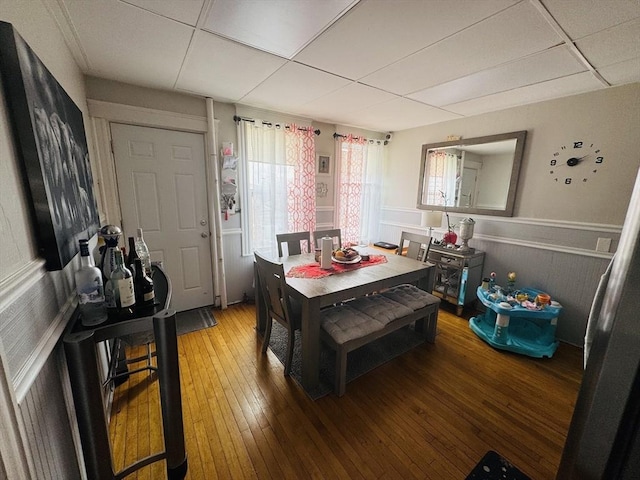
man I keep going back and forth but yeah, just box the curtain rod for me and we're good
[234,115,320,135]
[333,132,387,145]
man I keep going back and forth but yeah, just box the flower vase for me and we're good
[443,230,457,246]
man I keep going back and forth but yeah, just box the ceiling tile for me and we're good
[240,62,351,112]
[294,0,519,80]
[576,17,640,68]
[341,97,461,132]
[121,0,204,26]
[409,46,586,106]
[297,83,397,120]
[540,0,640,39]
[202,0,357,59]
[361,1,562,95]
[177,31,286,102]
[445,72,605,116]
[597,58,640,85]
[62,0,193,88]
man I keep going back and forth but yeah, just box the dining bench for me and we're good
[320,284,440,396]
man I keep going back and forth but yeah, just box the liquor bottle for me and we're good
[92,235,105,269]
[135,228,152,275]
[76,239,108,326]
[111,249,136,317]
[126,236,139,275]
[134,258,155,310]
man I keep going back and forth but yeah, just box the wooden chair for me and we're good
[396,231,432,262]
[276,231,311,257]
[254,252,301,376]
[313,228,342,249]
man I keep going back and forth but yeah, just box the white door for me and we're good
[111,123,213,312]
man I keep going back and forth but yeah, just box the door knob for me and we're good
[200,219,207,226]
[201,232,208,238]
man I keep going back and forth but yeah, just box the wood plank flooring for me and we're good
[109,302,583,479]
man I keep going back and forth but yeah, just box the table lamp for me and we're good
[421,211,442,241]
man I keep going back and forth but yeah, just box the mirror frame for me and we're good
[417,130,527,217]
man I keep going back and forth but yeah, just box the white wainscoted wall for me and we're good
[378,208,617,346]
[0,2,91,478]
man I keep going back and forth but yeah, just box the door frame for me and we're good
[86,100,219,303]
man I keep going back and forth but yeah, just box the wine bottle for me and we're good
[76,239,108,326]
[135,228,152,276]
[134,258,155,310]
[111,249,136,317]
[126,236,139,279]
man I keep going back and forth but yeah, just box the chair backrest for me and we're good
[151,263,172,310]
[397,231,431,262]
[254,252,292,328]
[313,228,342,249]
[276,231,311,257]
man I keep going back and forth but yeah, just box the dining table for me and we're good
[254,250,435,391]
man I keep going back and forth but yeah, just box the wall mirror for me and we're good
[417,131,526,217]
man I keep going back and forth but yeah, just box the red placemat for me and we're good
[286,255,388,278]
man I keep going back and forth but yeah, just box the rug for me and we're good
[122,306,217,346]
[267,320,426,399]
[466,450,531,480]
[175,306,217,336]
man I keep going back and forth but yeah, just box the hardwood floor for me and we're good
[109,302,583,479]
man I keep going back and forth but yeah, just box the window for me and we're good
[238,121,316,256]
[335,135,384,246]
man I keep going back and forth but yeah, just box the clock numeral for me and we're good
[583,178,588,182]
[565,178,572,184]
[560,145,567,150]
[553,152,560,157]
[573,141,583,148]
[595,156,603,164]
[550,159,557,166]
[595,149,601,154]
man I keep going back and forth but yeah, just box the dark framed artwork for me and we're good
[0,22,99,270]
[316,154,331,176]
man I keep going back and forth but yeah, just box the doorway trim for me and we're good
[86,99,224,306]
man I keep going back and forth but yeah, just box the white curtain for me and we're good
[238,121,316,257]
[426,150,458,206]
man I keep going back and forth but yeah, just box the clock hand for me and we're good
[566,153,592,167]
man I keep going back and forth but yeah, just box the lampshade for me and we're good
[421,211,442,228]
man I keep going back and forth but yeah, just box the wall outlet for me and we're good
[596,237,612,253]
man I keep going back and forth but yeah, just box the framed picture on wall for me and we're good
[0,21,100,270]
[316,154,332,176]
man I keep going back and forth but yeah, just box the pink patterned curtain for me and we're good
[285,125,316,234]
[336,135,367,245]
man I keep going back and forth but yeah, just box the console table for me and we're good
[63,307,187,479]
[427,245,485,315]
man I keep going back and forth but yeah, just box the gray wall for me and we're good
[381,83,640,345]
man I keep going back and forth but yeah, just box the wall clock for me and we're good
[549,141,604,184]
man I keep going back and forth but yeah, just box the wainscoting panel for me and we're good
[19,347,80,480]
[379,208,617,346]
[222,230,255,304]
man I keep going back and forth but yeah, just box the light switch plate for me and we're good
[596,237,612,252]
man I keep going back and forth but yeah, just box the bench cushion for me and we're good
[346,294,413,326]
[320,305,384,345]
[381,284,440,311]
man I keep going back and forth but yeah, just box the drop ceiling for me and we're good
[50,0,640,133]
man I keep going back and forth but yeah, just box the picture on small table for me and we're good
[317,154,331,176]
